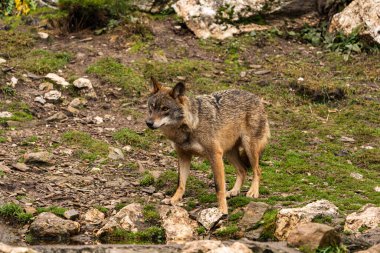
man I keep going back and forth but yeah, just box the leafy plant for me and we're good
[0,0,37,16]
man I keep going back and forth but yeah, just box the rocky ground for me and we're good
[0,6,379,253]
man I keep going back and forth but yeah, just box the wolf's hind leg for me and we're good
[225,147,247,198]
[242,137,262,198]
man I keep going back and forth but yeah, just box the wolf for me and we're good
[145,78,270,214]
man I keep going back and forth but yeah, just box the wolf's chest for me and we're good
[173,138,205,156]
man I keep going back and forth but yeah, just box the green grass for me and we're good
[115,203,126,211]
[36,206,67,217]
[62,131,109,162]
[15,49,72,75]
[214,225,239,238]
[259,209,278,241]
[0,101,33,124]
[312,214,333,225]
[95,205,109,214]
[100,226,166,244]
[0,203,33,223]
[142,205,160,225]
[228,196,253,209]
[113,128,151,149]
[87,57,145,96]
[229,211,244,222]
[140,172,155,186]
[0,30,35,58]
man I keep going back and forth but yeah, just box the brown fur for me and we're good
[146,79,270,214]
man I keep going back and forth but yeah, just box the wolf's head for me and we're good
[146,78,186,129]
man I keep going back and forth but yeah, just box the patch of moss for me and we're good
[115,203,126,211]
[0,203,33,223]
[312,214,333,225]
[0,101,33,124]
[229,211,244,222]
[0,30,35,58]
[36,206,67,217]
[142,205,160,225]
[197,226,206,235]
[140,172,155,186]
[102,226,166,244]
[86,57,145,96]
[214,225,239,238]
[228,196,252,209]
[259,209,278,241]
[199,193,217,204]
[113,128,150,149]
[95,205,109,214]
[155,170,177,195]
[62,131,109,162]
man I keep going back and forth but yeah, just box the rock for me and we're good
[66,106,79,115]
[29,212,80,238]
[11,163,29,172]
[0,112,13,118]
[46,112,67,122]
[239,202,269,231]
[0,243,39,253]
[96,203,143,237]
[94,116,103,124]
[24,207,37,215]
[34,96,46,104]
[357,244,380,253]
[375,187,380,192]
[108,147,124,160]
[69,98,87,108]
[38,32,49,39]
[241,239,302,253]
[159,205,198,243]
[275,199,339,240]
[182,240,252,253]
[24,151,53,164]
[287,222,340,251]
[329,0,380,44]
[39,82,54,91]
[344,204,380,233]
[84,208,105,224]
[45,73,70,88]
[152,51,168,63]
[44,90,61,102]
[340,136,355,143]
[197,207,224,230]
[0,224,21,245]
[254,70,271,75]
[141,186,156,194]
[357,227,380,247]
[90,167,102,173]
[0,163,11,173]
[73,78,93,89]
[0,58,6,64]
[350,172,363,180]
[123,145,132,152]
[153,192,165,199]
[131,0,175,14]
[10,77,18,87]
[64,209,80,220]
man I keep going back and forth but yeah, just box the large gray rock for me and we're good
[357,244,380,253]
[329,0,380,44]
[275,200,339,240]
[197,207,224,230]
[287,222,341,251]
[173,0,317,39]
[239,202,270,231]
[159,205,198,243]
[29,212,80,238]
[96,203,143,237]
[344,204,380,233]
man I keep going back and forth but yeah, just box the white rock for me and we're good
[94,116,103,124]
[0,243,39,253]
[344,204,380,233]
[361,145,374,150]
[0,112,13,118]
[350,172,363,180]
[45,73,70,88]
[329,0,380,44]
[34,96,46,104]
[69,97,87,108]
[275,200,339,240]
[123,145,132,152]
[44,90,62,101]
[182,240,252,253]
[374,186,380,192]
[38,32,49,39]
[108,147,124,160]
[0,58,6,64]
[90,167,101,173]
[84,208,105,224]
[10,77,18,87]
[340,136,355,143]
[73,78,93,89]
[197,207,224,230]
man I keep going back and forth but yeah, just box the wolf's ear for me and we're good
[150,77,162,94]
[170,82,186,99]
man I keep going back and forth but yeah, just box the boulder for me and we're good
[24,151,54,164]
[96,203,143,237]
[239,202,270,231]
[344,204,380,233]
[357,244,380,253]
[329,0,380,44]
[73,78,93,89]
[182,240,252,253]
[0,243,39,253]
[29,212,80,238]
[197,207,224,230]
[159,205,198,243]
[83,208,105,224]
[275,200,339,240]
[45,73,70,88]
[287,222,340,251]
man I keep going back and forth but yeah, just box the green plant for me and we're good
[113,128,150,148]
[0,0,37,16]
[197,226,206,235]
[0,86,16,96]
[142,205,160,224]
[228,196,252,209]
[0,203,33,223]
[140,172,155,186]
[214,225,239,237]
[115,203,126,211]
[36,206,67,217]
[102,226,166,244]
[95,205,109,214]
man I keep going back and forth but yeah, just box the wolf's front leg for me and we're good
[209,148,228,214]
[170,151,191,205]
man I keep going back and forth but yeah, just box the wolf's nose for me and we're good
[146,120,154,129]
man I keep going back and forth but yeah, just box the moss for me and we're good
[0,203,33,223]
[102,226,166,244]
[115,203,126,211]
[0,30,35,58]
[155,170,177,195]
[197,226,207,235]
[62,131,109,162]
[95,205,109,214]
[312,214,333,225]
[214,225,239,238]
[113,128,151,149]
[199,193,217,204]
[36,206,67,217]
[0,101,33,124]
[87,57,145,96]
[140,172,155,186]
[14,49,72,75]
[142,205,160,225]
[259,209,278,241]
[228,196,252,209]
[229,211,244,222]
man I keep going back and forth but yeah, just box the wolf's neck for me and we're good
[182,97,199,131]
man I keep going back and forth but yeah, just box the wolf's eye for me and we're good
[161,106,169,111]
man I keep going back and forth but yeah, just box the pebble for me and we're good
[374,186,380,192]
[254,70,271,75]
[44,90,62,101]
[94,116,103,124]
[39,82,54,91]
[340,136,355,143]
[11,163,29,172]
[350,172,363,180]
[64,209,80,220]
[73,78,93,89]
[45,73,70,88]
[38,32,49,39]
[0,112,13,118]
[0,58,6,64]
[34,96,46,104]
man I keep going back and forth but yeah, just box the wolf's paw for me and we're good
[226,189,239,198]
[246,190,259,198]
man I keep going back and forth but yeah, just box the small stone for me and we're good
[69,97,87,108]
[24,151,54,164]
[66,106,79,115]
[44,90,62,102]
[29,212,80,238]
[76,52,86,59]
[10,77,18,87]
[11,163,29,172]
[108,147,124,160]
[152,192,165,199]
[340,136,355,143]
[152,51,168,63]
[84,208,105,224]
[297,77,305,82]
[24,207,37,215]
[46,112,67,122]
[374,186,380,192]
[141,186,156,194]
[94,116,103,124]
[240,71,247,78]
[0,112,13,118]
[250,64,262,69]
[38,32,49,39]
[63,209,80,220]
[45,73,70,88]
[0,163,11,173]
[361,145,374,150]
[0,58,6,64]
[122,145,132,152]
[39,82,54,91]
[350,172,363,180]
[254,70,271,75]
[197,208,224,230]
[34,96,46,104]
[90,167,101,173]
[73,78,93,89]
